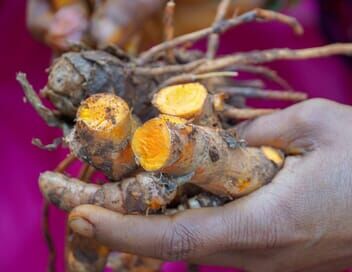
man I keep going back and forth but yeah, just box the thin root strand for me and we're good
[232,65,294,90]
[223,106,278,119]
[16,72,62,128]
[32,138,62,151]
[164,0,176,63]
[82,166,95,182]
[221,87,307,101]
[206,0,232,59]
[159,71,238,88]
[196,43,352,73]
[137,8,303,65]
[42,200,56,272]
[54,153,76,173]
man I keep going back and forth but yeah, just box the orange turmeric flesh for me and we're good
[153,83,208,119]
[158,114,187,124]
[77,93,131,142]
[68,93,138,180]
[132,118,171,171]
[131,117,284,198]
[261,146,284,166]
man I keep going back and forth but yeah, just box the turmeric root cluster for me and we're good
[17,1,352,271]
[37,82,285,272]
[41,83,283,216]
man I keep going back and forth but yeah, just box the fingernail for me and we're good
[69,217,94,238]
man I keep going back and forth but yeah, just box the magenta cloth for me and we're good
[1,0,351,271]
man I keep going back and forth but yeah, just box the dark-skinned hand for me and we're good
[68,98,352,272]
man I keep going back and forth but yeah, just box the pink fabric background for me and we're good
[1,0,351,271]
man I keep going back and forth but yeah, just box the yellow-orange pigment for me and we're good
[77,93,131,142]
[132,117,172,171]
[153,83,208,119]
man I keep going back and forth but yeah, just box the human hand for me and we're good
[45,3,90,51]
[28,0,270,52]
[68,98,352,272]
[26,0,164,52]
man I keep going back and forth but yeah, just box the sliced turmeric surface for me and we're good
[132,118,171,171]
[132,117,284,198]
[77,93,131,142]
[68,93,138,180]
[153,83,208,119]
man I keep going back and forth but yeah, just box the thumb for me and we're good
[68,204,228,260]
[67,195,280,261]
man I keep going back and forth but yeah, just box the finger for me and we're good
[27,0,53,39]
[68,186,283,261]
[69,204,229,261]
[236,99,334,153]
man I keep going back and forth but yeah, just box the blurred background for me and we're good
[1,0,352,271]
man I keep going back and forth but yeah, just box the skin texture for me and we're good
[68,99,352,272]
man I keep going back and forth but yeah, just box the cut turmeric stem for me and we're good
[131,118,173,171]
[153,83,220,127]
[132,117,284,197]
[39,171,185,214]
[153,83,208,119]
[212,92,228,112]
[66,93,138,180]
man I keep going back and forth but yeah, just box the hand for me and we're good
[28,0,268,52]
[68,98,352,272]
[46,4,89,51]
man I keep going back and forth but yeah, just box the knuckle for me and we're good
[292,98,332,129]
[302,98,332,111]
[285,99,336,150]
[157,221,199,261]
